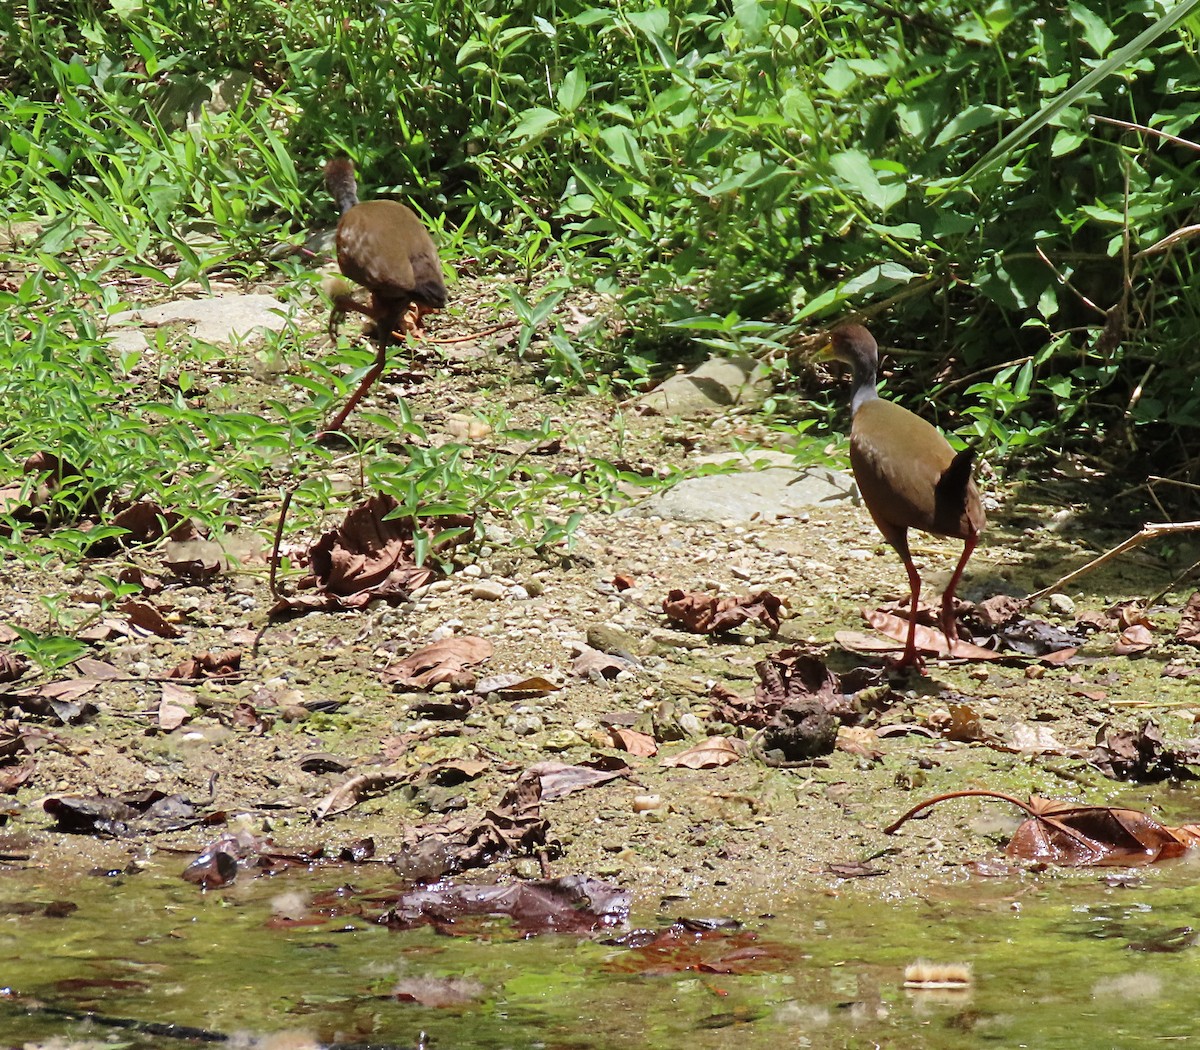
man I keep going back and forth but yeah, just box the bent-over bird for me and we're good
[822,323,985,669]
[321,157,446,434]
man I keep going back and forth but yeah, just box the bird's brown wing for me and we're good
[850,398,971,542]
[336,201,446,309]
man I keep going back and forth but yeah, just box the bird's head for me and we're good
[819,323,878,370]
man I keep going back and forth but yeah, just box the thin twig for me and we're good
[1027,521,1200,602]
[1092,114,1200,153]
[1035,245,1107,318]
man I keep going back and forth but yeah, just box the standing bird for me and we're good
[821,324,985,669]
[321,158,446,434]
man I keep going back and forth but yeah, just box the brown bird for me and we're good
[822,323,985,669]
[321,157,446,434]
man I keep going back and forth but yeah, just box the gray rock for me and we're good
[629,465,856,522]
[111,293,301,345]
[636,356,768,417]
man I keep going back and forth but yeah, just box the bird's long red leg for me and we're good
[320,299,410,437]
[940,532,979,654]
[896,553,925,670]
[319,343,389,436]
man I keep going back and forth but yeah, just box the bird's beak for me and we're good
[814,340,835,363]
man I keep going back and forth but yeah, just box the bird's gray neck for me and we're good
[849,361,879,416]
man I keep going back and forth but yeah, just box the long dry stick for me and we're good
[1027,520,1200,602]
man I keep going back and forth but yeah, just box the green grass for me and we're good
[2,0,1199,588]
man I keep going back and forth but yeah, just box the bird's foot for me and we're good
[884,649,926,675]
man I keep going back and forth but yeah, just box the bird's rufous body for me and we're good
[824,323,985,669]
[321,158,446,434]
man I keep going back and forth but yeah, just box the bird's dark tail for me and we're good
[324,158,359,215]
[937,446,976,500]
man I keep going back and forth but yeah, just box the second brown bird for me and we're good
[822,323,985,669]
[321,158,446,434]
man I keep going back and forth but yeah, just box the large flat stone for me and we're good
[628,465,857,522]
[111,293,301,345]
[636,356,769,418]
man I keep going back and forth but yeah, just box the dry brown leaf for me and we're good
[571,644,636,679]
[473,673,561,697]
[863,609,1002,661]
[383,636,494,690]
[158,683,191,731]
[167,650,242,680]
[886,790,1200,867]
[662,589,783,636]
[1114,623,1153,656]
[1177,591,1200,648]
[272,495,471,614]
[660,736,742,769]
[314,770,408,821]
[608,726,657,757]
[117,599,181,639]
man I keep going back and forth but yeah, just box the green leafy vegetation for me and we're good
[3,0,1199,575]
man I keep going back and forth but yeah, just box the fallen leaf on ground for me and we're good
[157,683,191,731]
[863,609,1003,661]
[528,759,631,800]
[5,678,101,724]
[473,673,561,697]
[1177,592,1200,647]
[383,636,494,690]
[313,770,409,821]
[1089,720,1200,782]
[271,495,471,614]
[0,653,28,684]
[885,790,1200,866]
[972,595,1024,627]
[110,500,178,543]
[167,650,242,679]
[607,725,657,756]
[46,789,216,837]
[571,643,636,679]
[1002,723,1071,755]
[660,736,742,769]
[603,922,798,976]
[389,769,556,882]
[925,703,988,743]
[662,589,783,636]
[1115,623,1153,656]
[377,875,628,935]
[117,599,181,639]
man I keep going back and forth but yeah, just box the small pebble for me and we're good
[1049,593,1076,616]
[471,580,506,601]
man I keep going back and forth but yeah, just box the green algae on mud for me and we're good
[5,853,1200,1049]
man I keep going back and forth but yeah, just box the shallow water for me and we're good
[4,852,1200,1049]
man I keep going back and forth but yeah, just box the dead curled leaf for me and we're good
[607,725,657,757]
[571,644,637,679]
[1114,623,1153,657]
[660,736,743,769]
[1178,591,1200,647]
[885,789,1200,867]
[662,589,783,636]
[167,650,242,679]
[382,636,494,690]
[271,495,472,614]
[117,599,181,639]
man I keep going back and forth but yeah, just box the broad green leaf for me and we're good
[830,150,905,212]
[599,125,646,175]
[1070,2,1115,56]
[557,67,587,112]
[511,107,561,142]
